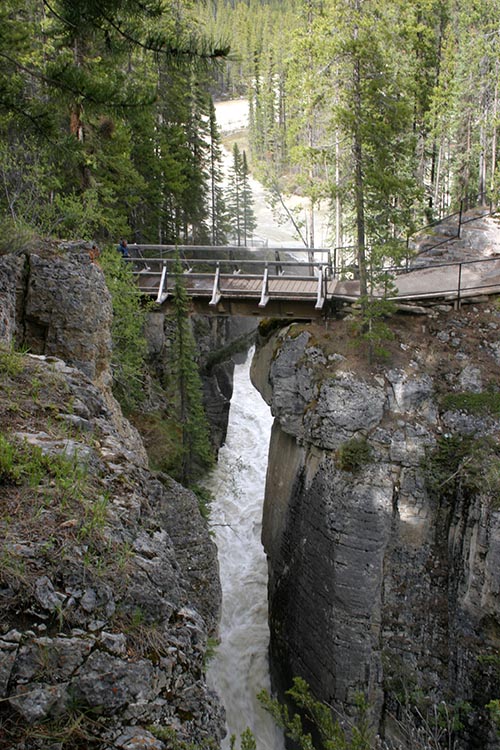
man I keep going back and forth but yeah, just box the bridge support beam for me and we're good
[209,263,222,306]
[259,264,269,308]
[157,261,168,304]
[315,264,325,310]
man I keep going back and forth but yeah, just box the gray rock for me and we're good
[72,652,155,713]
[0,254,22,345]
[458,364,483,392]
[0,638,19,697]
[34,576,65,612]
[9,683,68,724]
[100,632,127,656]
[254,318,500,746]
[307,373,385,449]
[13,637,93,682]
[115,727,166,750]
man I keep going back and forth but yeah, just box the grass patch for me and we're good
[0,434,87,498]
[441,391,500,417]
[0,345,25,377]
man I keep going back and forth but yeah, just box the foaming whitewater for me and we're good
[205,349,283,750]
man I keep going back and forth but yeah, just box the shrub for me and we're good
[337,437,372,473]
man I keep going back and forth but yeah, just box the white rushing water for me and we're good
[205,351,283,749]
[205,101,297,749]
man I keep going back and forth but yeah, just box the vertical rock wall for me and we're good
[251,310,500,748]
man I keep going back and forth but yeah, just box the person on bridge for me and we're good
[117,238,129,258]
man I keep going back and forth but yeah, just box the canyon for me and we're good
[1,242,500,748]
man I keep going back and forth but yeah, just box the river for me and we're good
[204,350,282,749]
[203,101,292,749]
[214,99,331,248]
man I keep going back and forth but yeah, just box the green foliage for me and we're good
[148,723,219,750]
[192,483,214,520]
[425,434,500,508]
[128,409,182,476]
[0,345,24,377]
[0,434,87,497]
[350,295,396,362]
[100,247,150,411]
[227,143,257,245]
[171,256,214,484]
[336,437,372,474]
[258,676,372,750]
[441,391,500,417]
[486,699,500,734]
[0,0,228,244]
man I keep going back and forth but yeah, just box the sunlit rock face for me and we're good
[1,244,112,386]
[252,310,500,749]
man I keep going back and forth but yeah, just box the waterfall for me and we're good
[205,349,283,750]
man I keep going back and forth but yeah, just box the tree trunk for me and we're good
[352,51,367,298]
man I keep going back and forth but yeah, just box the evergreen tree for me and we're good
[0,0,229,243]
[241,150,257,245]
[100,247,149,411]
[227,142,243,244]
[171,258,214,484]
[208,98,230,244]
[227,143,257,245]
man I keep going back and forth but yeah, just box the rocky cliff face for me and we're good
[0,247,224,749]
[251,308,500,748]
[145,309,256,453]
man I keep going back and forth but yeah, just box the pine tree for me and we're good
[208,98,230,245]
[241,150,257,245]
[227,142,244,244]
[227,143,257,245]
[171,257,214,484]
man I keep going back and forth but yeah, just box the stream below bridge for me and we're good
[202,100,310,749]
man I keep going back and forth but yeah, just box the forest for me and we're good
[1,0,499,259]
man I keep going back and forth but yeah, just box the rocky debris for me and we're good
[252,309,500,748]
[0,352,224,749]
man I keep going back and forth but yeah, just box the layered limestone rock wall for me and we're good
[0,247,224,749]
[251,308,500,749]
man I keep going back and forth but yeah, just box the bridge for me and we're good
[127,239,500,319]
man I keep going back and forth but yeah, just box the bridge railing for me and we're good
[329,191,497,276]
[128,253,332,309]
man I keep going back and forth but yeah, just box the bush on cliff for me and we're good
[258,677,371,750]
[100,248,149,411]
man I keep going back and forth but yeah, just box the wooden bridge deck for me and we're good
[127,245,500,318]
